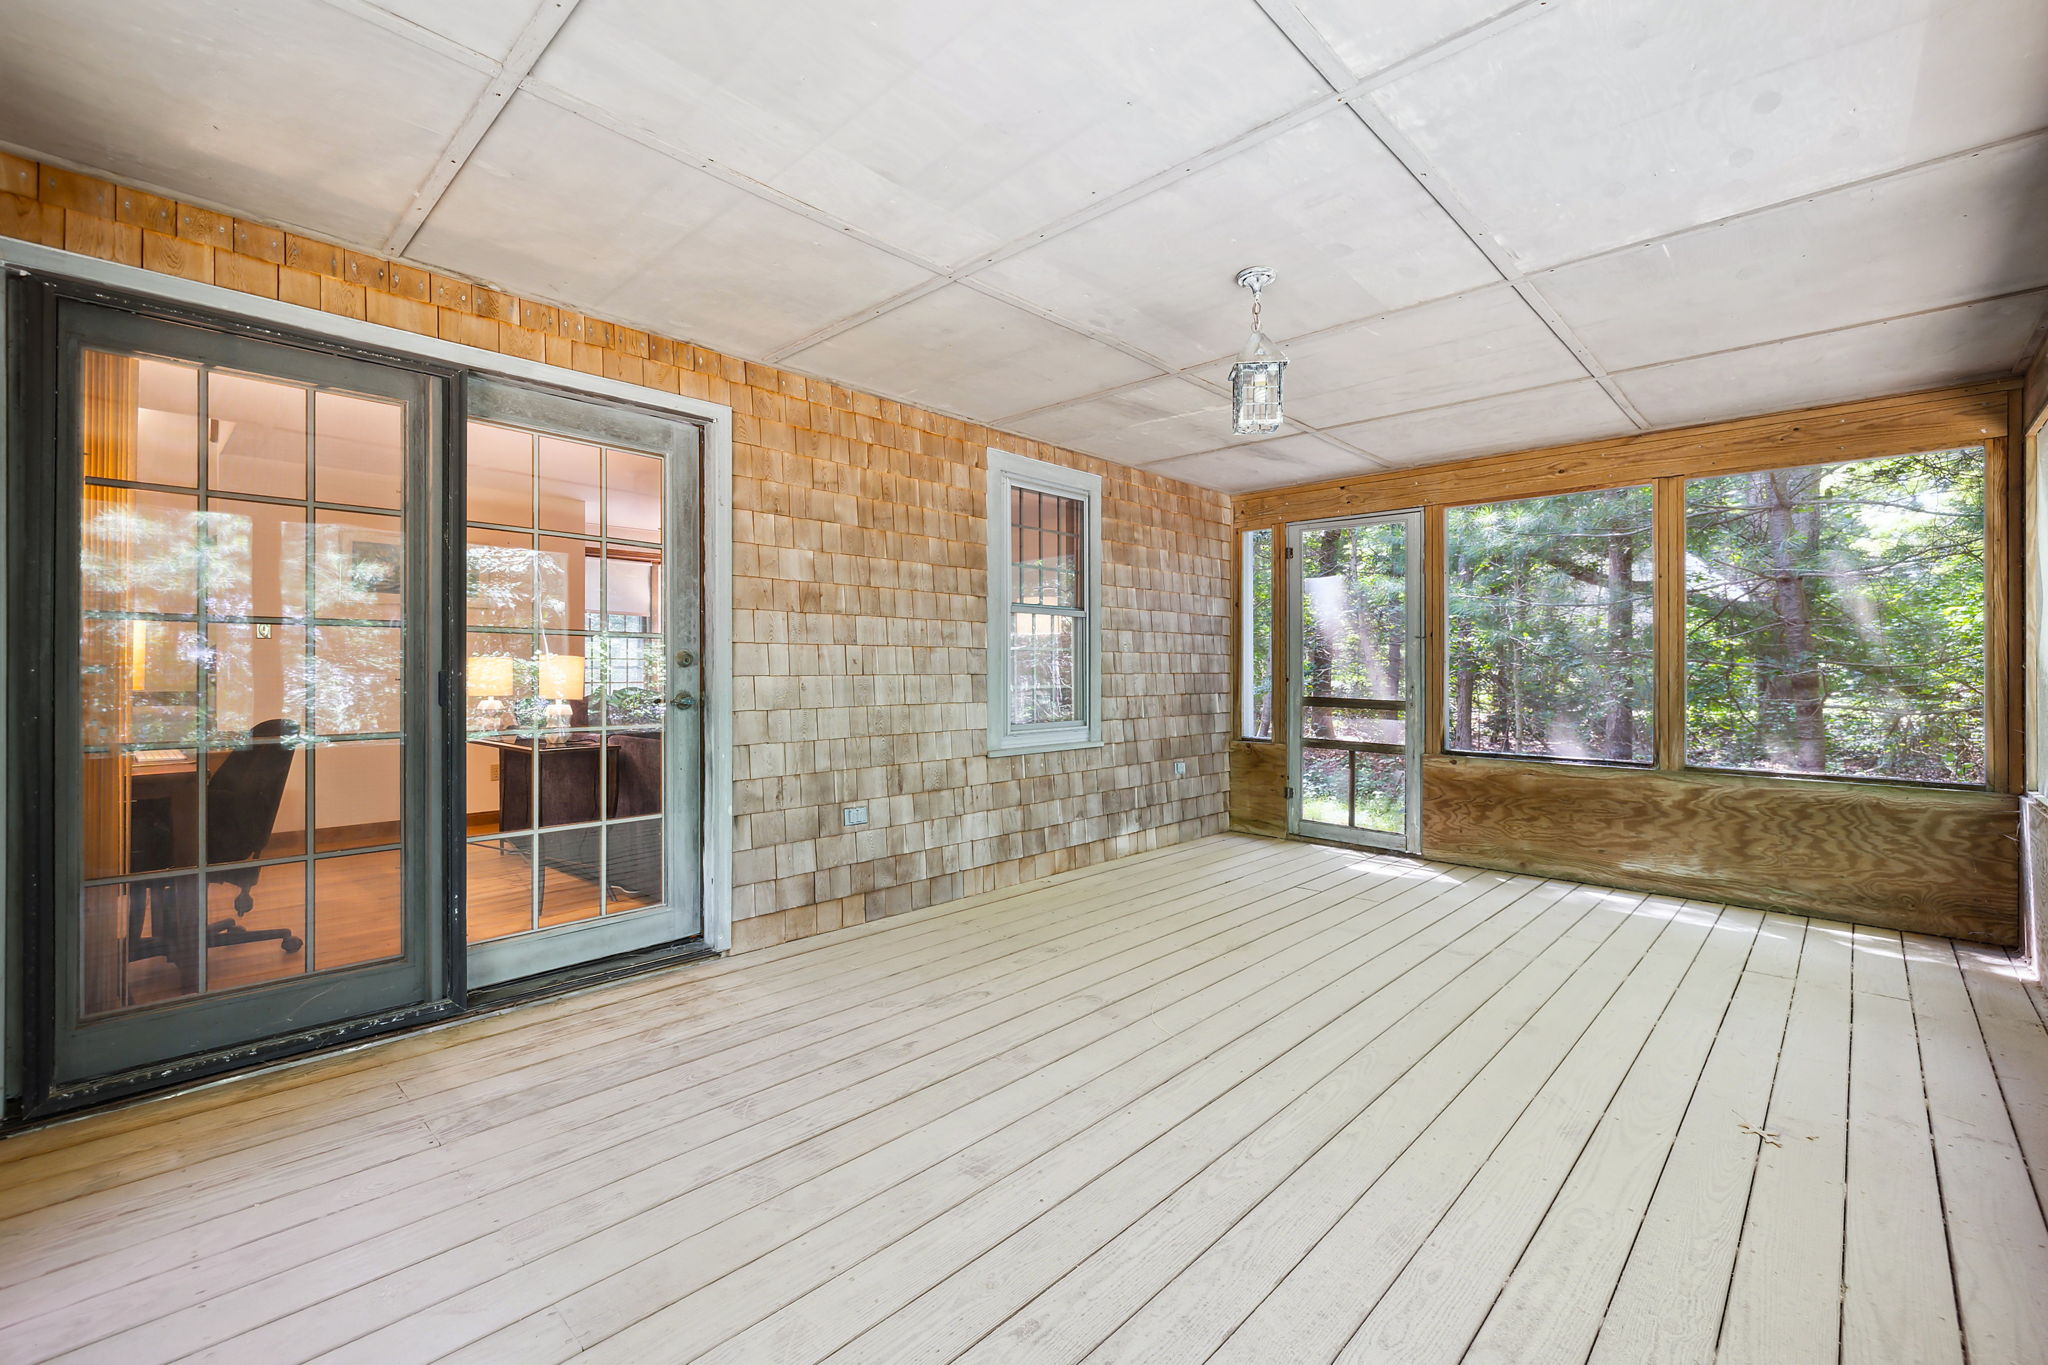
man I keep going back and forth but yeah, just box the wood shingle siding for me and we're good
[0,152,1234,953]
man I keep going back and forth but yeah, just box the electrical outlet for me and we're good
[489,763,499,781]
[1172,760,1187,777]
[842,804,869,827]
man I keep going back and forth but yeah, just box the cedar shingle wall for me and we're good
[0,154,1235,953]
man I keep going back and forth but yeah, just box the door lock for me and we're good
[673,694,697,710]
[675,650,696,667]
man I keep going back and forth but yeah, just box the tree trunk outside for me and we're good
[1758,469,1826,770]
[1602,533,1636,761]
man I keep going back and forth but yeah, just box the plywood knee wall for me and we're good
[0,155,1234,953]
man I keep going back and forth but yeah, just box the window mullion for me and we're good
[1653,475,1686,771]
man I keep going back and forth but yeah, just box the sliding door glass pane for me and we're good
[464,419,674,946]
[76,347,407,1020]
[1685,448,1986,783]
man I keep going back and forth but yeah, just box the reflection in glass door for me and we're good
[1286,511,1423,851]
[462,380,702,988]
[46,298,441,1093]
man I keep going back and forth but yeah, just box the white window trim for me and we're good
[986,448,1103,756]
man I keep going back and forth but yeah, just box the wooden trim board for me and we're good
[1422,755,2020,944]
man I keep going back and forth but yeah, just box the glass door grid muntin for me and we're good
[463,417,668,944]
[1285,510,1425,853]
[78,353,413,1009]
[43,293,448,1093]
[460,377,703,987]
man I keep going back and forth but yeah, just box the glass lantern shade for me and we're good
[1230,326,1287,436]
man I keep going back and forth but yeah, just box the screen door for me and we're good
[1286,510,1424,851]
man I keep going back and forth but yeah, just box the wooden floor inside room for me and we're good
[3,834,2045,1364]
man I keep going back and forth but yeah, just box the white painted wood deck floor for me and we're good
[2,834,2046,1364]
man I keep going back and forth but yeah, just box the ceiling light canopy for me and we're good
[1230,266,1287,436]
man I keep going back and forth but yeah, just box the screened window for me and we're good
[1242,528,1274,739]
[1444,484,1655,763]
[1684,447,1986,784]
[986,449,1101,754]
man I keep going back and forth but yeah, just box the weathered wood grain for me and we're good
[1421,756,2020,944]
[1228,741,1286,838]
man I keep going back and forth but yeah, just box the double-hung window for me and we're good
[986,449,1102,755]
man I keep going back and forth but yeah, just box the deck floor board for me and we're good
[2,834,2042,1365]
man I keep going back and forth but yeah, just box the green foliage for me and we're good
[1445,485,1655,762]
[1246,530,1274,737]
[1684,448,1985,783]
[1297,522,1410,833]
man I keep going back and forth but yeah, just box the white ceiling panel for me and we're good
[1147,434,1381,493]
[1289,0,1535,81]
[0,0,490,245]
[975,112,1497,369]
[356,0,549,62]
[1279,289,1590,428]
[783,285,1161,419]
[1613,292,2047,429]
[1367,0,2048,270]
[1326,380,1636,467]
[1002,377,1236,466]
[410,95,938,358]
[2,0,2044,495]
[530,0,1327,265]
[1537,133,2048,370]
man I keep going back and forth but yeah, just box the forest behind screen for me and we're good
[1263,446,1986,789]
[1683,447,1985,783]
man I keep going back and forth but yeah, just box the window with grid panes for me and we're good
[986,449,1102,754]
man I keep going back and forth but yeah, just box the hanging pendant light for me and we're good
[1229,266,1286,436]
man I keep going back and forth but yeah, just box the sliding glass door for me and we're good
[1286,511,1424,851]
[13,286,711,1109]
[461,379,702,988]
[33,294,446,1094]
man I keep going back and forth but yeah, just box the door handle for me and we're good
[673,694,697,710]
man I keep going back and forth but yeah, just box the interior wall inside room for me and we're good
[0,156,1234,956]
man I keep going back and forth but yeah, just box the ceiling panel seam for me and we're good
[1514,122,2048,279]
[384,0,585,255]
[1244,0,1650,429]
[1603,284,2048,380]
[518,82,953,282]
[992,370,1388,467]
[753,93,1349,362]
[1010,278,2048,467]
[759,276,962,363]
[263,0,2048,479]
[762,105,2048,391]
[313,0,502,72]
[2015,310,2048,375]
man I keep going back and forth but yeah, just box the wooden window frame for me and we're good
[1239,383,2022,795]
[1437,481,1660,770]
[985,448,1102,757]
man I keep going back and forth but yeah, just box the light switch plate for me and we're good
[842,804,869,827]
